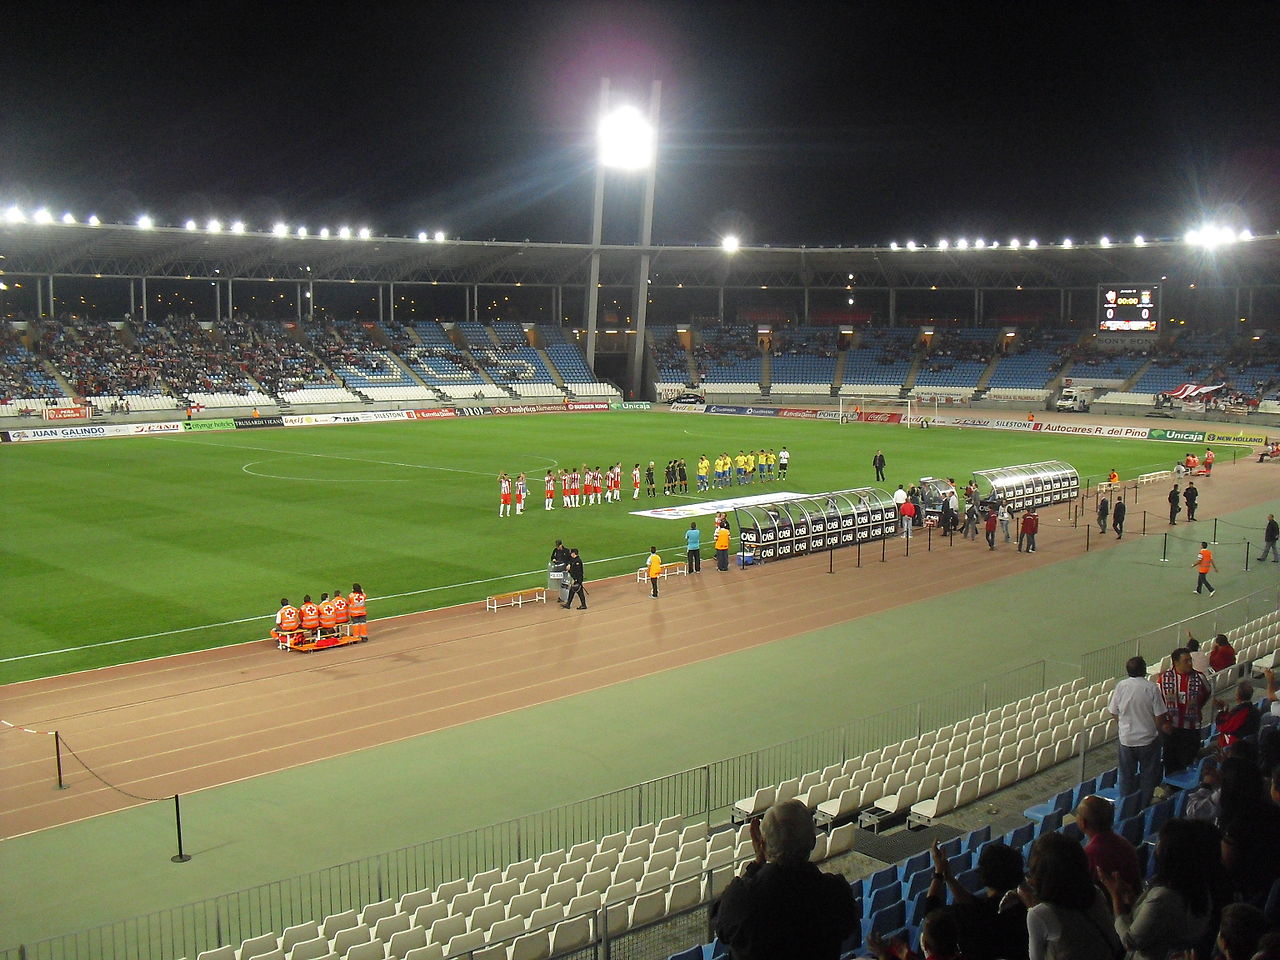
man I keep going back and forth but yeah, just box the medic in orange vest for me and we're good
[331,590,349,634]
[299,595,321,638]
[272,598,301,647]
[347,583,368,639]
[318,592,338,639]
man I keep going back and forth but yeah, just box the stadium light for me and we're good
[1027,239,1038,249]
[937,239,949,250]
[184,219,198,231]
[137,215,154,229]
[417,231,428,242]
[1133,235,1146,246]
[357,227,371,240]
[296,226,307,238]
[955,238,969,250]
[434,230,446,242]
[906,240,917,251]
[1238,228,1253,241]
[1061,238,1072,247]
[319,227,330,238]
[974,239,986,249]
[33,207,53,224]
[272,222,289,237]
[1099,236,1111,247]
[338,226,352,239]
[598,105,654,169]
[889,241,899,250]
[5,205,26,223]
[207,219,222,233]
[88,214,100,226]
[721,234,740,252]
[231,220,246,234]
[61,212,75,224]
[1010,238,1021,249]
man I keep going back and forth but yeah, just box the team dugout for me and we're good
[972,460,1079,511]
[735,488,896,562]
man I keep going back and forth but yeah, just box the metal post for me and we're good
[881,536,886,562]
[1212,518,1218,544]
[140,276,148,323]
[628,80,662,402]
[828,546,833,574]
[55,731,66,789]
[856,541,861,568]
[171,795,192,862]
[1244,542,1251,572]
[48,275,55,318]
[1142,511,1147,536]
[296,283,302,323]
[388,282,395,326]
[928,525,932,552]
[584,78,609,374]
[1086,524,1090,552]
[214,279,221,321]
[1160,533,1168,563]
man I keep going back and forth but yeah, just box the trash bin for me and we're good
[548,562,569,603]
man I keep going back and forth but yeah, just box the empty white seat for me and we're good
[345,941,385,960]
[507,891,542,919]
[435,879,470,903]
[733,785,775,821]
[647,848,677,874]
[667,877,702,913]
[567,840,596,862]
[467,903,505,935]
[403,948,445,960]
[651,831,679,856]
[656,814,684,836]
[198,948,236,960]
[815,786,861,826]
[485,878,520,906]
[286,936,330,960]
[487,916,527,943]
[640,867,672,892]
[321,913,359,943]
[397,888,434,917]
[629,889,667,928]
[613,858,644,885]
[330,925,370,958]
[550,917,591,955]
[443,930,485,959]
[555,859,587,885]
[543,878,577,907]
[373,914,411,945]
[510,930,551,960]
[428,916,467,948]
[874,781,920,816]
[281,923,321,955]
[587,849,619,874]
[521,869,554,895]
[565,891,601,918]
[528,903,565,930]
[909,785,957,824]
[387,927,429,960]
[619,841,649,864]
[503,860,535,884]
[450,890,485,918]
[628,823,657,845]
[809,833,829,862]
[598,831,625,852]
[410,902,449,933]
[798,781,830,811]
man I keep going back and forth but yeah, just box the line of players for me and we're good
[271,584,369,648]
[498,446,793,515]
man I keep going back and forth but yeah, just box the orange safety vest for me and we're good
[332,594,348,623]
[300,602,320,629]
[319,600,337,628]
[278,605,300,631]
[715,527,731,550]
[1197,549,1213,574]
[647,554,663,578]
[347,592,367,617]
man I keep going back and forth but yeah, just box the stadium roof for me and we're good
[2,223,1278,291]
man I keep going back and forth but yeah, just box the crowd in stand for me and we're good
[773,327,839,358]
[0,324,55,400]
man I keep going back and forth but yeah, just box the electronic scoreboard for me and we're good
[1098,284,1160,332]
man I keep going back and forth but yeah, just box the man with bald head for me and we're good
[713,799,858,960]
[1076,794,1140,890]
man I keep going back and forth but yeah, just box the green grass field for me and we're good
[2,411,1206,683]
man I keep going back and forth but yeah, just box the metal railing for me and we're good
[4,660,1059,960]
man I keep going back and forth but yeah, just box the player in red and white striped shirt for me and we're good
[545,470,556,510]
[568,468,581,508]
[632,463,641,500]
[498,472,512,517]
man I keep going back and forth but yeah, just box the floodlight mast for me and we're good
[582,77,661,400]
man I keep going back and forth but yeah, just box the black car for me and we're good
[668,392,705,405]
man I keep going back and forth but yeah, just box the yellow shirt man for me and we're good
[646,548,663,598]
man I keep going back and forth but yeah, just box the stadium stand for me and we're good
[695,326,762,385]
[841,328,915,395]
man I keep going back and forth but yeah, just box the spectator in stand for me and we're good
[1108,655,1169,805]
[867,908,964,960]
[1213,683,1259,749]
[1217,764,1280,912]
[711,799,858,960]
[1215,904,1268,960]
[1156,647,1211,775]
[1208,633,1236,672]
[1076,795,1140,891]
[1185,635,1212,675]
[924,839,1028,960]
[1020,832,1122,960]
[1102,818,1214,960]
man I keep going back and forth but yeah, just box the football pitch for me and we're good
[2,412,1202,683]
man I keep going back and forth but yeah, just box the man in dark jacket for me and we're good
[1258,513,1279,562]
[561,548,587,610]
[712,799,858,960]
[872,450,886,482]
[1112,498,1127,539]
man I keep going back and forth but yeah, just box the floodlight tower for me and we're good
[584,78,661,400]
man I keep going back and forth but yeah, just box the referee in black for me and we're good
[562,548,587,610]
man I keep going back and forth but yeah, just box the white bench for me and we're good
[485,587,546,612]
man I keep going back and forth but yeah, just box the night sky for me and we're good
[3,1,1278,247]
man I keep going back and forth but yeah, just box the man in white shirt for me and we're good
[893,484,909,536]
[778,446,790,480]
[1108,655,1171,805]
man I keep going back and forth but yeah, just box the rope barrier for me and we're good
[0,719,57,736]
[55,734,171,802]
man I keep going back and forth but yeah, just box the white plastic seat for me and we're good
[528,903,565,930]
[587,850,619,874]
[656,814,683,836]
[410,902,449,933]
[598,831,625,853]
[536,849,567,872]
[520,869,554,896]
[503,860,535,884]
[329,925,370,958]
[397,888,434,918]
[640,867,672,892]
[509,930,551,960]
[467,903,505,935]
[443,930,485,959]
[543,878,577,907]
[321,913,359,943]
[198,948,236,960]
[403,948,445,960]
[566,891,601,918]
[344,942,385,960]
[667,876,702,913]
[613,858,644,885]
[387,927,429,960]
[628,823,657,845]
[567,840,596,862]
[286,936,330,960]
[487,916,527,943]
[619,840,649,864]
[629,889,667,928]
[507,891,542,919]
[732,785,775,821]
[428,916,466,948]
[550,917,591,955]
[485,878,520,906]
[815,786,860,826]
[909,785,957,824]
[809,833,829,862]
[435,879,470,903]
[374,914,411,945]
[647,848,677,874]
[450,891,485,918]
[281,923,321,955]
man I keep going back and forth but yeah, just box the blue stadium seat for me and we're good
[1117,815,1145,847]
[963,825,991,852]
[1005,823,1034,851]
[1142,798,1174,837]
[898,851,931,882]
[1069,778,1098,809]
[937,836,964,861]
[863,885,897,922]
[1162,755,1209,792]
[863,866,899,900]
[1060,821,1084,844]
[955,868,984,893]
[1035,810,1065,837]
[869,901,906,938]
[1115,790,1144,823]
[1024,789,1072,824]
[902,869,931,904]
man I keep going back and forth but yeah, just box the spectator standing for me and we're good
[685,522,701,573]
[1109,655,1170,805]
[712,799,858,960]
[1185,636,1211,675]
[1184,481,1199,521]
[1112,498,1127,539]
[1076,795,1140,890]
[1097,495,1110,534]
[1102,818,1213,960]
[1168,484,1181,525]
[1192,541,1217,596]
[1215,904,1268,960]
[1001,502,1014,543]
[715,523,731,571]
[1018,509,1039,553]
[872,449,886,482]
[900,498,916,539]
[1156,647,1211,774]
[1259,513,1280,562]
[963,502,979,541]
[1020,832,1122,960]
[985,508,998,550]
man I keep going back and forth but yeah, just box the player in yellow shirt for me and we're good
[765,449,777,481]
[735,451,748,485]
[697,455,711,492]
[745,451,756,483]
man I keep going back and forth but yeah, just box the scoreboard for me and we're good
[1098,284,1160,332]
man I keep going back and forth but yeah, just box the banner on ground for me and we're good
[43,406,90,421]
[233,416,284,429]
[408,408,456,420]
[454,407,493,417]
[669,402,705,413]
[5,424,131,442]
[131,422,183,436]
[183,418,237,431]
[704,404,780,418]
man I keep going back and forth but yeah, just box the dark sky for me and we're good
[3,1,1278,247]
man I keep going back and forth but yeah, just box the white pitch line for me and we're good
[241,458,410,482]
[0,546,687,665]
